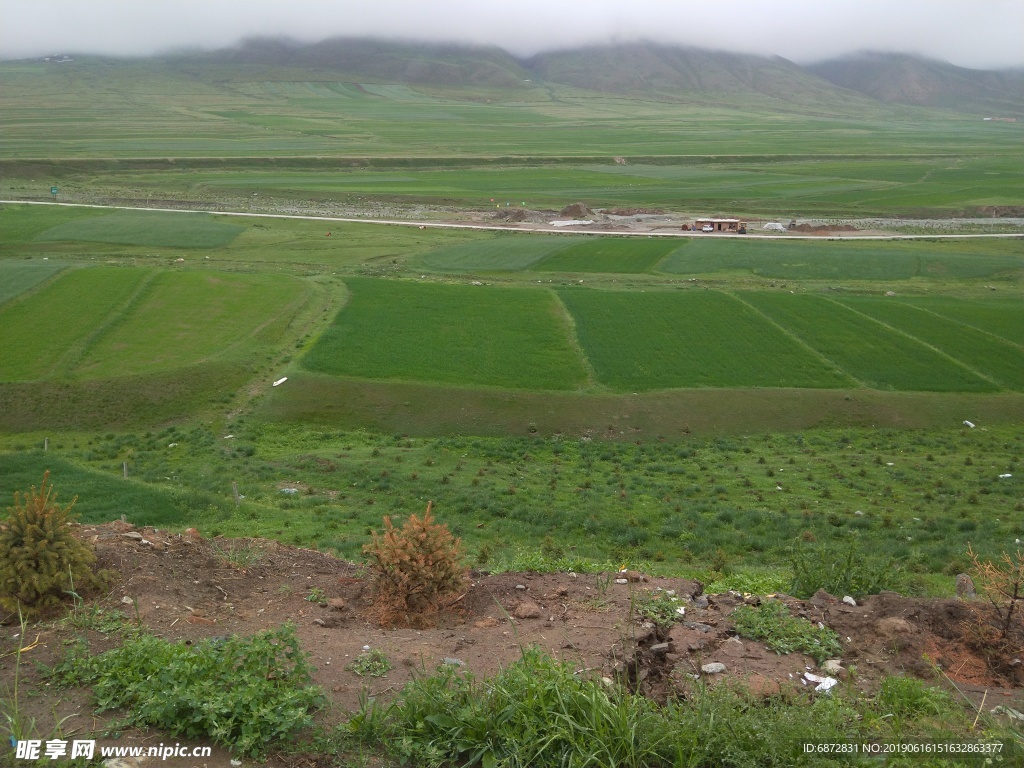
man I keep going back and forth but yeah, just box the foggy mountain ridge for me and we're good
[201,37,1024,114]
[44,36,1024,116]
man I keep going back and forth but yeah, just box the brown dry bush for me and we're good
[362,502,465,628]
[961,544,1024,678]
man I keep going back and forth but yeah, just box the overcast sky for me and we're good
[2,0,1022,69]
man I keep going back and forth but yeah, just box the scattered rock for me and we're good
[683,622,713,633]
[701,662,727,675]
[120,596,134,605]
[442,657,465,667]
[649,642,670,655]
[822,659,844,675]
[327,597,348,612]
[955,573,977,599]
[620,570,648,583]
[120,531,144,541]
[513,601,543,619]
[186,615,216,626]
[842,596,857,607]
[692,595,709,609]
[474,616,499,628]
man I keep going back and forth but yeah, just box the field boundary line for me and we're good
[4,200,1023,241]
[819,295,1002,391]
[892,298,1024,354]
[724,291,866,389]
[52,268,159,379]
[549,289,602,392]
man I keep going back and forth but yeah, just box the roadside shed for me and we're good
[695,218,744,232]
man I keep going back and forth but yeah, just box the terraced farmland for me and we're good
[302,278,588,390]
[556,289,853,391]
[835,296,1024,390]
[738,292,998,392]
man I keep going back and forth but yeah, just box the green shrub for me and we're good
[731,600,842,665]
[47,623,322,757]
[788,537,903,599]
[0,472,107,618]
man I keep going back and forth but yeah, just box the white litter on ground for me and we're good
[273,377,288,387]
[550,220,593,227]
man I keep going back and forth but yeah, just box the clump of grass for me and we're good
[788,537,904,599]
[347,649,392,678]
[731,600,842,665]
[633,588,687,628]
[211,540,264,571]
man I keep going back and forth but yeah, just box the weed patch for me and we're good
[731,600,842,664]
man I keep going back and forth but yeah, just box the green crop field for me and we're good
[0,260,67,305]
[0,267,150,381]
[557,289,853,391]
[738,292,999,392]
[36,210,246,248]
[660,238,1024,281]
[419,235,579,271]
[74,271,308,378]
[835,296,1024,390]
[302,278,588,390]
[532,237,681,273]
[902,296,1024,346]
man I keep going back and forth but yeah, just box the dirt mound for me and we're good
[4,524,1021,766]
[494,207,528,222]
[560,202,594,218]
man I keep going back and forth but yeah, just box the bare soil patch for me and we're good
[3,523,1021,767]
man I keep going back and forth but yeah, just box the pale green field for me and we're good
[75,271,308,378]
[532,238,682,273]
[0,260,66,305]
[37,210,246,248]
[419,236,580,271]
[0,268,150,381]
